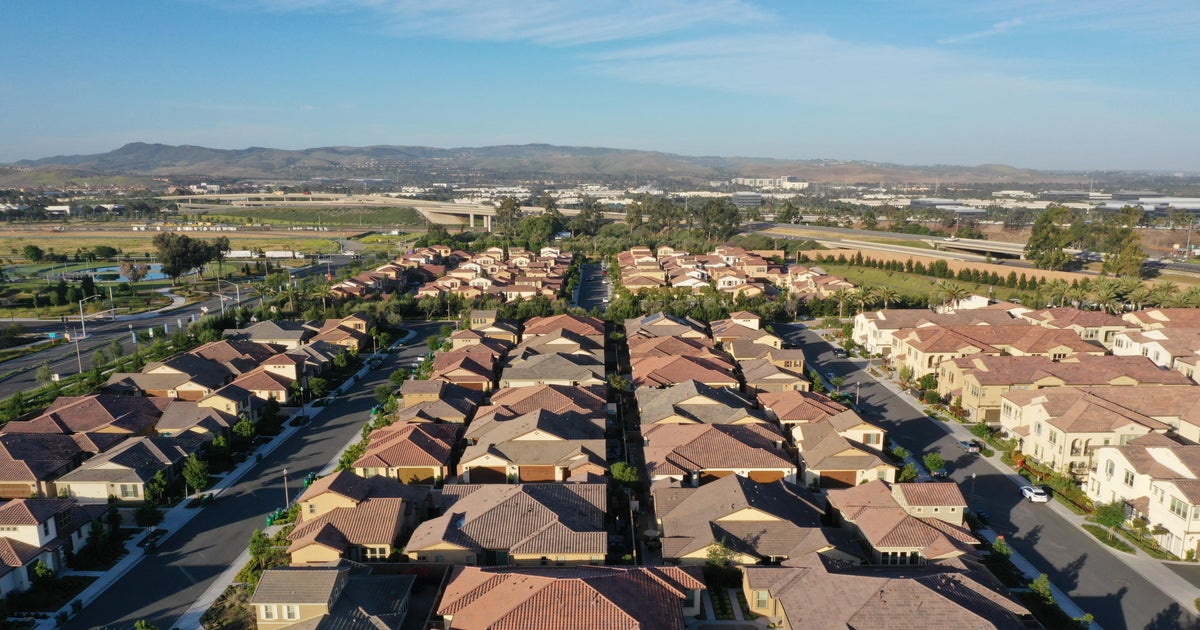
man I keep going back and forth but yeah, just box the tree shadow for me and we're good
[1145,602,1200,630]
[1059,553,1087,592]
[1016,523,1043,547]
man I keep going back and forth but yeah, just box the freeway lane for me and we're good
[780,323,1199,630]
[64,321,443,630]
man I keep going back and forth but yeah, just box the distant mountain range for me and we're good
[0,141,1112,188]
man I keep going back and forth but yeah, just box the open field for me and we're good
[0,228,362,261]
[197,205,424,227]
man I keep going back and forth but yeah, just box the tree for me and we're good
[233,415,255,441]
[134,504,163,531]
[35,362,52,387]
[134,621,160,630]
[1093,501,1128,542]
[152,233,216,285]
[31,559,55,586]
[374,384,394,405]
[570,195,603,237]
[494,196,523,235]
[776,201,798,224]
[308,377,329,398]
[119,261,151,297]
[829,288,854,319]
[932,281,969,311]
[22,244,44,262]
[705,537,735,569]
[1103,237,1145,279]
[611,462,640,486]
[389,368,410,387]
[182,454,209,498]
[874,286,900,310]
[1025,205,1073,270]
[1029,573,1055,605]
[898,463,918,482]
[145,469,169,505]
[923,452,945,474]
[248,528,272,570]
[212,236,231,279]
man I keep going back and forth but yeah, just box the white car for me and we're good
[1021,486,1050,503]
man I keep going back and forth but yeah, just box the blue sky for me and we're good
[3,0,1198,171]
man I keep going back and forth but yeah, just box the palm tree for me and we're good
[1090,281,1121,314]
[1065,286,1089,309]
[1181,286,1200,308]
[932,282,970,311]
[875,286,900,310]
[829,288,854,319]
[1044,280,1071,308]
[854,287,875,314]
[1149,281,1179,308]
[1126,285,1151,312]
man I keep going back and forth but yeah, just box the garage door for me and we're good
[700,470,733,485]
[748,470,786,483]
[519,466,557,482]
[0,484,34,499]
[467,466,507,484]
[819,470,857,489]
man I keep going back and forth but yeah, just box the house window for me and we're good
[0,527,14,532]
[365,546,388,559]
[1170,497,1188,518]
[555,555,566,566]
[1105,460,1115,478]
[863,433,880,445]
[120,484,139,498]
[262,605,277,620]
[42,522,50,536]
[284,605,299,620]
[1048,431,1057,445]
[1034,423,1042,436]
[756,590,769,609]
[307,503,316,515]
[1124,470,1135,487]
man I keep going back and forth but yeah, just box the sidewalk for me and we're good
[845,350,1200,626]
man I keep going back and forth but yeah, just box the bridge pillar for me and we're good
[469,214,477,229]
[485,215,492,232]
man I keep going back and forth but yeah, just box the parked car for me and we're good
[959,440,981,454]
[1021,486,1050,503]
[931,468,949,479]
[832,348,849,358]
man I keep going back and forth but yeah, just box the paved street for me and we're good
[63,321,443,630]
[0,256,359,401]
[780,323,1200,630]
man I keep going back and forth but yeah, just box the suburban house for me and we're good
[478,383,607,420]
[627,336,729,363]
[742,552,1031,630]
[153,401,236,440]
[940,354,1194,424]
[508,329,604,363]
[0,434,87,499]
[825,480,976,565]
[4,394,168,437]
[630,355,738,389]
[636,380,766,426]
[739,358,811,394]
[1016,306,1136,348]
[407,483,607,566]
[652,474,850,565]
[0,499,107,597]
[1087,434,1200,558]
[437,565,705,629]
[352,422,461,485]
[288,472,430,564]
[1124,308,1200,330]
[893,324,1104,379]
[852,307,1021,356]
[793,413,894,490]
[250,563,414,630]
[523,314,605,344]
[459,409,607,483]
[642,423,796,485]
[498,353,605,389]
[430,354,495,392]
[223,320,312,349]
[624,312,708,339]
[757,390,849,428]
[53,436,194,502]
[1113,327,1200,372]
[999,386,1181,476]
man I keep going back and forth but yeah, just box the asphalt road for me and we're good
[576,262,611,312]
[64,321,443,630]
[778,322,1199,630]
[0,256,359,401]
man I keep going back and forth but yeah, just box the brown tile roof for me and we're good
[523,314,605,338]
[486,384,606,416]
[0,498,75,526]
[296,471,429,506]
[745,556,1029,630]
[1002,387,1175,434]
[642,423,793,477]
[654,475,832,561]
[758,390,847,424]
[287,498,410,553]
[410,484,607,558]
[828,481,976,559]
[1020,307,1129,329]
[636,380,763,426]
[10,394,166,436]
[895,482,968,508]
[960,354,1193,387]
[353,422,461,469]
[631,355,737,389]
[437,565,702,630]
[251,565,343,604]
[0,538,42,571]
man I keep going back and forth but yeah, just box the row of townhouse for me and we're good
[409,246,574,304]
[614,245,854,300]
[0,317,369,503]
[614,311,1033,629]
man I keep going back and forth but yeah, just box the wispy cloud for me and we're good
[930,0,1200,39]
[938,18,1023,44]
[247,0,773,46]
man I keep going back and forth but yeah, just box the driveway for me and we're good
[64,321,446,629]
[780,322,1200,630]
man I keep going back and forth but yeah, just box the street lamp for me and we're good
[78,294,102,342]
[282,468,290,507]
[855,381,861,407]
[217,279,240,315]
[971,472,977,501]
